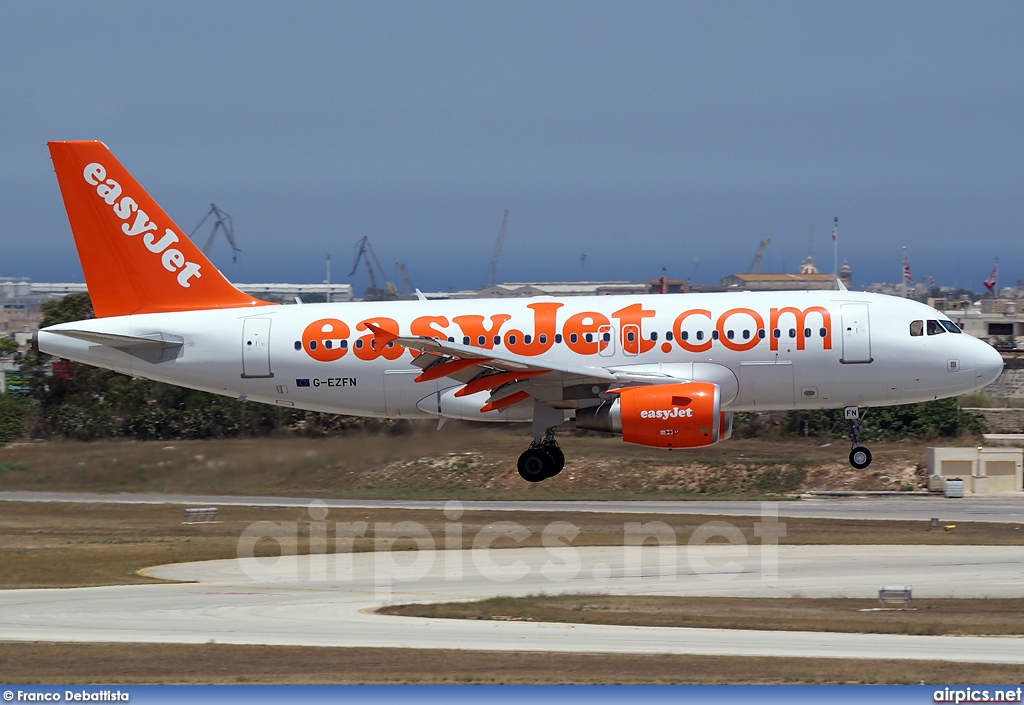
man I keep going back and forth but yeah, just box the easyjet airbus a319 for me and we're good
[37,141,1004,481]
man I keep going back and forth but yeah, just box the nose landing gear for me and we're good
[845,406,872,469]
[517,428,565,482]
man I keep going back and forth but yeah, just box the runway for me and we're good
[2,490,1024,523]
[2,545,1024,663]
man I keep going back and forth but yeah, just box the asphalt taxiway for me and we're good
[1,545,1023,663]
[2,490,1024,523]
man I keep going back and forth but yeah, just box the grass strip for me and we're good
[1,642,1022,684]
[381,594,1024,636]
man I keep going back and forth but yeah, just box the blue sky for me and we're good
[1,1,1020,293]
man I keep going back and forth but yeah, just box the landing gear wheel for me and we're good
[544,446,565,477]
[844,406,872,470]
[518,448,553,482]
[849,447,872,470]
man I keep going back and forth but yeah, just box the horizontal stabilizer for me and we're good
[53,329,184,350]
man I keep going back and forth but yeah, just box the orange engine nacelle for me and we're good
[575,382,732,449]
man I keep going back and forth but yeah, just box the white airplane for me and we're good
[36,141,1004,482]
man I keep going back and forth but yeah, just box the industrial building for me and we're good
[719,258,852,291]
[433,278,690,300]
[927,446,1023,494]
[942,298,1024,348]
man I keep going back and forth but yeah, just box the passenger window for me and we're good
[554,334,562,344]
[804,328,811,338]
[666,331,673,341]
[569,333,578,344]
[789,329,796,338]
[651,332,658,341]
[819,327,827,338]
[463,336,470,345]
[712,330,719,340]
[603,332,611,342]
[758,329,766,339]
[696,331,703,341]
[772,329,781,339]
[447,337,455,342]
[539,334,547,344]
[726,330,734,340]
[340,340,348,349]
[585,333,593,343]
[324,340,332,349]
[626,331,635,342]
[682,331,689,341]
[294,341,301,351]
[494,335,501,345]
[478,336,486,346]
[910,321,923,336]
[742,330,750,340]
[507,334,517,345]
[355,340,363,349]
[309,340,318,350]
[940,320,962,334]
[524,335,532,344]
[926,320,945,335]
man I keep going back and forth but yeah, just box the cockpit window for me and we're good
[940,320,962,334]
[909,320,923,337]
[926,320,946,335]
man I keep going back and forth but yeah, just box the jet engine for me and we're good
[575,382,732,448]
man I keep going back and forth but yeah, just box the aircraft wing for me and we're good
[366,324,695,412]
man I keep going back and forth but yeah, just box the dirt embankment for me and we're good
[1,428,937,499]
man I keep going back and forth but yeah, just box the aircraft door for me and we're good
[622,324,640,356]
[840,304,872,364]
[598,324,616,357]
[241,318,274,379]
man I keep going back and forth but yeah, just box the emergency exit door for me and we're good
[241,318,274,378]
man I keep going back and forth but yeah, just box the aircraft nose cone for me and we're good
[976,342,1004,388]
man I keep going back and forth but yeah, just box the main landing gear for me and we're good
[845,406,872,470]
[517,429,565,482]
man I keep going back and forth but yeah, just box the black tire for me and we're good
[545,446,565,477]
[518,448,553,482]
[849,447,872,470]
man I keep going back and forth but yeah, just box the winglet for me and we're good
[363,322,400,347]
[836,278,848,292]
[48,141,271,318]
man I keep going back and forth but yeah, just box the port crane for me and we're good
[349,236,397,300]
[483,210,509,289]
[393,260,414,296]
[191,204,240,264]
[748,235,772,273]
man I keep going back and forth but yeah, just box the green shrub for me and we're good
[0,394,27,443]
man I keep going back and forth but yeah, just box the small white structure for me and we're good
[926,446,1024,494]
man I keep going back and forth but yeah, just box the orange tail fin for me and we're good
[48,140,270,317]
